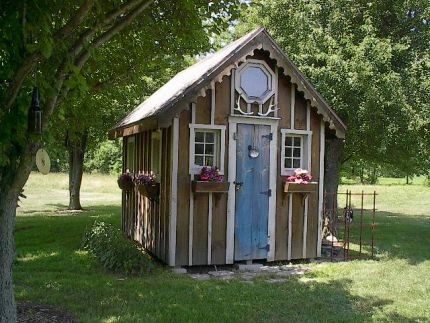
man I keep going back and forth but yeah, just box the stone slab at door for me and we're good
[234,123,271,261]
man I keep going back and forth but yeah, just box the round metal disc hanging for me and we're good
[36,148,51,175]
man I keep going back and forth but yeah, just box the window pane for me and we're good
[205,143,214,155]
[195,143,204,154]
[285,147,293,158]
[293,148,301,157]
[195,132,204,142]
[285,158,292,169]
[293,159,301,168]
[195,156,203,166]
[285,136,292,146]
[294,137,301,146]
[240,66,269,99]
[205,156,214,166]
[205,132,215,143]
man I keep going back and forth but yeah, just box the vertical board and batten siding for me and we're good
[122,128,172,264]
[175,77,230,266]
[274,72,292,261]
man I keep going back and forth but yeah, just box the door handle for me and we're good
[234,181,243,191]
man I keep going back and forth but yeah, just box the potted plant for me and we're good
[117,172,134,192]
[135,173,159,201]
[192,167,230,193]
[283,168,318,193]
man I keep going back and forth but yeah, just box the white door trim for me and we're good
[226,115,279,263]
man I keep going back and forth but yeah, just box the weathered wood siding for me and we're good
[122,127,172,264]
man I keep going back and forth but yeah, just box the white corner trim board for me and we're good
[169,117,179,266]
[226,121,237,264]
[317,119,325,257]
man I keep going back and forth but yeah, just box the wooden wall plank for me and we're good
[196,90,211,124]
[215,76,230,125]
[307,112,321,258]
[211,193,227,264]
[193,193,209,265]
[176,110,191,265]
[294,92,307,130]
[291,194,304,259]
[277,74,291,128]
[274,74,292,260]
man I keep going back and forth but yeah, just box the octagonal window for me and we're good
[237,62,274,103]
[240,66,269,99]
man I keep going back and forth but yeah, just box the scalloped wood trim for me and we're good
[184,45,344,138]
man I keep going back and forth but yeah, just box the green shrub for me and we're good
[81,221,154,275]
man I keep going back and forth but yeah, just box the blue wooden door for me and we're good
[234,124,271,260]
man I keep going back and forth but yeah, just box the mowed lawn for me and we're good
[15,173,430,322]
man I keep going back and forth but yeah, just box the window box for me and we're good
[137,183,160,201]
[191,181,230,193]
[284,181,318,193]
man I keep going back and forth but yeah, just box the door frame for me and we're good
[226,115,279,263]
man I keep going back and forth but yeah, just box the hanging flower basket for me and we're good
[137,183,160,201]
[135,173,159,201]
[117,173,134,192]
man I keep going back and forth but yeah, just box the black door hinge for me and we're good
[262,133,273,141]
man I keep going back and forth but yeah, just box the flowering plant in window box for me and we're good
[135,173,159,201]
[284,169,318,193]
[117,172,134,192]
[192,167,229,193]
[286,168,313,184]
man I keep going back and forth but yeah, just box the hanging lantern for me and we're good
[28,87,42,135]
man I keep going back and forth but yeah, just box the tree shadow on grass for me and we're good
[372,210,430,265]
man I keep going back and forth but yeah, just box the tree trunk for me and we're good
[0,145,35,323]
[324,137,344,236]
[0,192,17,322]
[67,131,88,210]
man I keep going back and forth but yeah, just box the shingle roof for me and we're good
[109,27,346,138]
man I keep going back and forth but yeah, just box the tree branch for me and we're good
[68,0,145,59]
[75,0,153,69]
[2,0,95,114]
[54,0,95,41]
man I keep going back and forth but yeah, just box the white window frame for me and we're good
[235,59,276,104]
[151,130,162,180]
[189,124,226,175]
[280,129,312,176]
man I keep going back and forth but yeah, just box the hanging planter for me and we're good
[117,173,134,192]
[192,167,229,193]
[192,181,230,193]
[283,168,318,193]
[135,173,159,202]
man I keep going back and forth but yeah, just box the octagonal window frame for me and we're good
[235,59,276,104]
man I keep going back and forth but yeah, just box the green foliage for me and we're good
[81,221,153,275]
[85,140,122,174]
[236,0,430,176]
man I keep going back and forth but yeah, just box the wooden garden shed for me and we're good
[109,28,346,267]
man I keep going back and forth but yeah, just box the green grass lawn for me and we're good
[15,173,430,322]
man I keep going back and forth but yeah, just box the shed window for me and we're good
[284,136,302,169]
[189,124,226,175]
[280,129,312,176]
[194,130,217,167]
